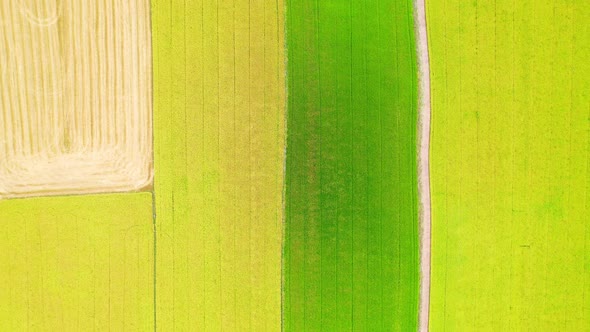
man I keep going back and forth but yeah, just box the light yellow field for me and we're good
[152,0,285,330]
[1,1,285,330]
[427,0,590,330]
[0,193,154,331]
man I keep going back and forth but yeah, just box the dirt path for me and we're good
[415,0,432,330]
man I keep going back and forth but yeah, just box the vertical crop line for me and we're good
[149,0,157,329]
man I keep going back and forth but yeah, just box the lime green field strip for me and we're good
[0,193,154,331]
[284,0,420,330]
[427,0,590,330]
[152,0,286,330]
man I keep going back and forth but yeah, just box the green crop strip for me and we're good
[284,0,420,330]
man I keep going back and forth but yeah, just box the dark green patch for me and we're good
[284,0,420,330]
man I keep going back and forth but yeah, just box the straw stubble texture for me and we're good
[0,0,153,199]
